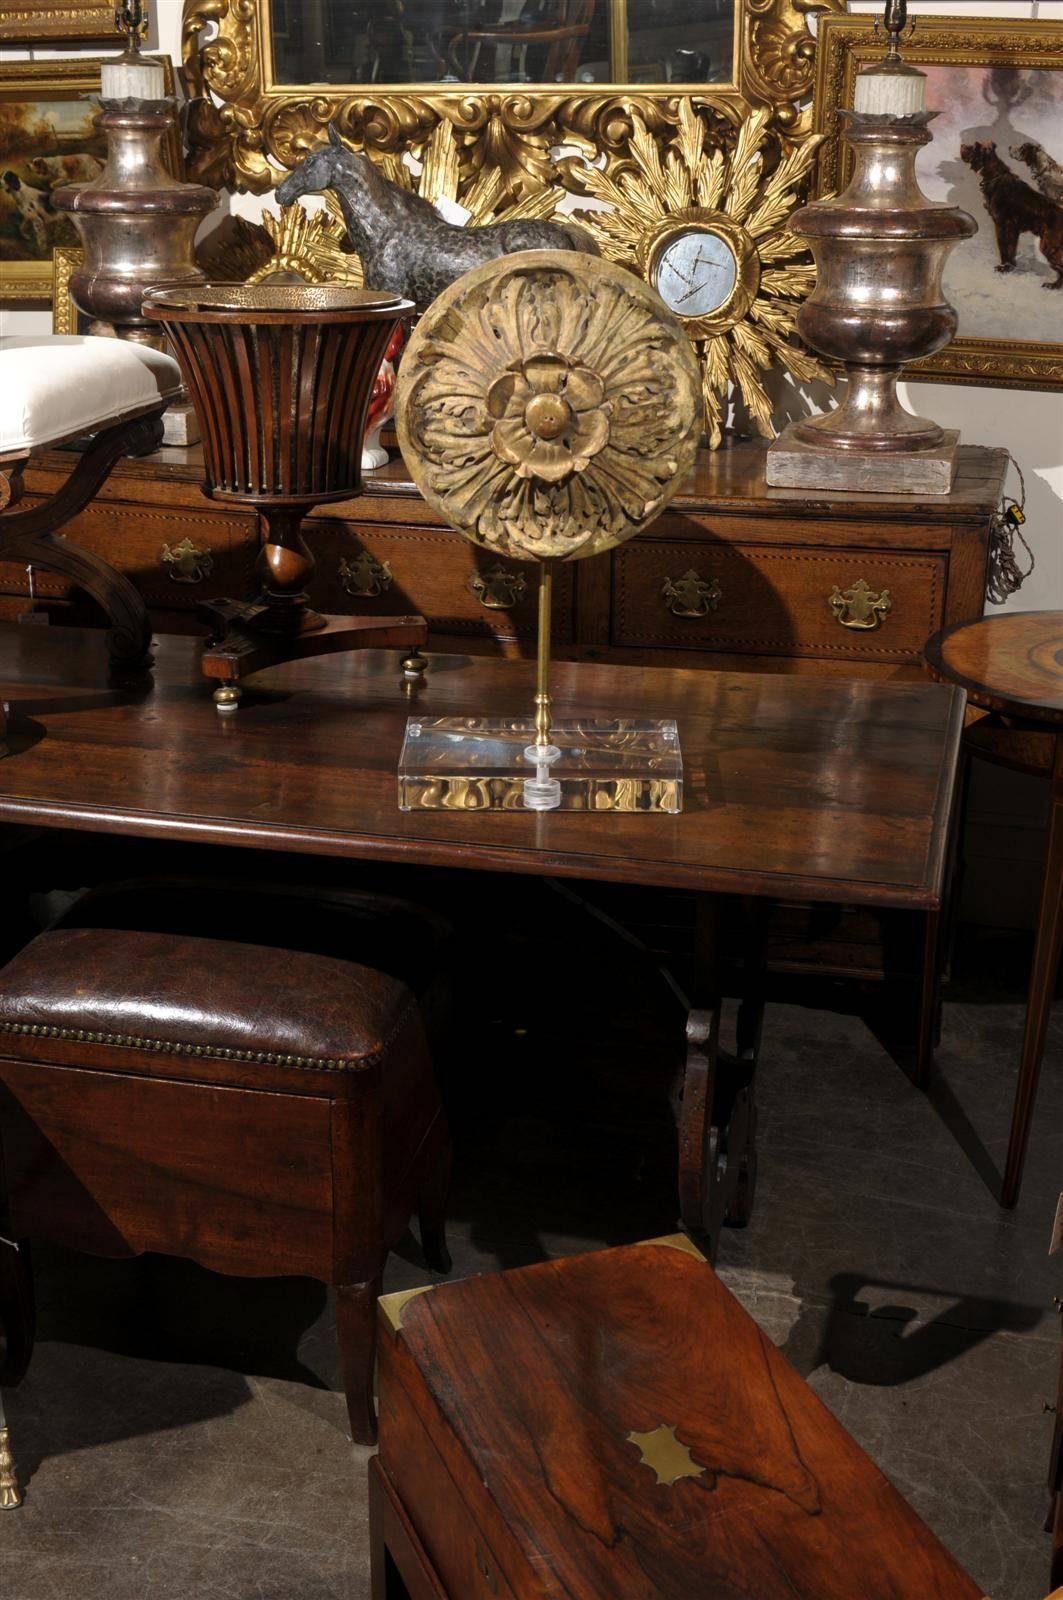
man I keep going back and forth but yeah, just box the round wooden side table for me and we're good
[925,611,1063,1208]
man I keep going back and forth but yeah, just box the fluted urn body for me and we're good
[53,100,215,345]
[789,111,975,453]
[143,283,411,630]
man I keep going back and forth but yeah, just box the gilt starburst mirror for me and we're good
[563,101,833,446]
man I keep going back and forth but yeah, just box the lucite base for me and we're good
[398,717,683,813]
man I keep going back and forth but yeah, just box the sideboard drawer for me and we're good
[306,519,574,645]
[612,541,946,664]
[0,499,257,611]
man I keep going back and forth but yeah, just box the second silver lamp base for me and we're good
[766,425,961,496]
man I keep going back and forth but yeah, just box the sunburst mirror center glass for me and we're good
[653,229,737,318]
[269,0,736,87]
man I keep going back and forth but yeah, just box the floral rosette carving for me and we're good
[396,252,701,563]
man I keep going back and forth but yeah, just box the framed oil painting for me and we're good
[815,14,1063,392]
[0,57,176,303]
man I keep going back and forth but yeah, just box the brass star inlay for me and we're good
[627,1423,706,1488]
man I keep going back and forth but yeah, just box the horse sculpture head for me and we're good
[276,124,384,209]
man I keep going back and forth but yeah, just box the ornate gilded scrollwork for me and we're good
[662,570,723,620]
[470,566,527,610]
[339,552,393,598]
[160,538,214,584]
[180,0,847,196]
[827,579,892,631]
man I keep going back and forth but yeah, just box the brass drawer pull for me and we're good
[828,579,892,631]
[661,569,722,619]
[338,551,393,597]
[470,565,526,610]
[160,538,213,585]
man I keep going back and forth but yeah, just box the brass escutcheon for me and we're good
[470,565,527,610]
[338,551,393,597]
[828,579,893,631]
[661,569,722,619]
[160,537,213,585]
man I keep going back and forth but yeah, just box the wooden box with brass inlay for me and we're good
[372,1236,983,1600]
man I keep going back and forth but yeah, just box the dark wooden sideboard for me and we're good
[15,439,1007,680]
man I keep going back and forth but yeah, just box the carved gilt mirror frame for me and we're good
[181,0,845,194]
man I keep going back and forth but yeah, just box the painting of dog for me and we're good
[817,17,1063,385]
[1009,140,1063,204]
[903,61,1063,351]
[961,140,1063,289]
[0,97,100,263]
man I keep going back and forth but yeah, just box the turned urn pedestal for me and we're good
[142,283,428,708]
[767,110,976,495]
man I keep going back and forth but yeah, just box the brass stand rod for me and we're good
[534,560,554,750]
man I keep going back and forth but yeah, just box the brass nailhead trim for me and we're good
[0,1018,364,1072]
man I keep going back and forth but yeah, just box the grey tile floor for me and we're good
[0,938,1059,1599]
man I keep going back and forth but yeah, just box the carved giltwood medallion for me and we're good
[395,251,701,563]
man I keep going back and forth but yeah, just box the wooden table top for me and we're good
[0,626,965,909]
[926,611,1063,724]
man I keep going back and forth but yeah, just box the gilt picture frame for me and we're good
[814,14,1063,392]
[0,1,116,45]
[180,0,847,198]
[0,57,178,304]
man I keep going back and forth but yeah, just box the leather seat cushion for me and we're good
[0,926,416,1071]
[55,877,449,998]
[0,335,182,455]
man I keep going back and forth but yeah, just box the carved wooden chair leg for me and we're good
[0,1236,32,1511]
[0,410,164,666]
[417,1123,453,1277]
[0,1391,19,1510]
[336,1274,384,1446]
[678,896,767,1257]
[678,1004,723,1256]
[0,1238,34,1388]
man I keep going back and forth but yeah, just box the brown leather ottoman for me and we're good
[0,912,451,1501]
[372,1236,983,1600]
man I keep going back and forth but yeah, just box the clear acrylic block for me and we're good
[398,717,683,813]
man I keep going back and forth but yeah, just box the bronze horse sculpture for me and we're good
[275,125,597,310]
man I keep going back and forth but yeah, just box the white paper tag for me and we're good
[433,195,472,226]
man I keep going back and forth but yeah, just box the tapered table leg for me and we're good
[1002,731,1063,1209]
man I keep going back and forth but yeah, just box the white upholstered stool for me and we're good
[0,335,182,676]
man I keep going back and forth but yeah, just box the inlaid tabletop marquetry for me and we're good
[0,624,965,910]
[925,611,1063,723]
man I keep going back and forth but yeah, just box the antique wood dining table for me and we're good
[0,624,966,1255]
